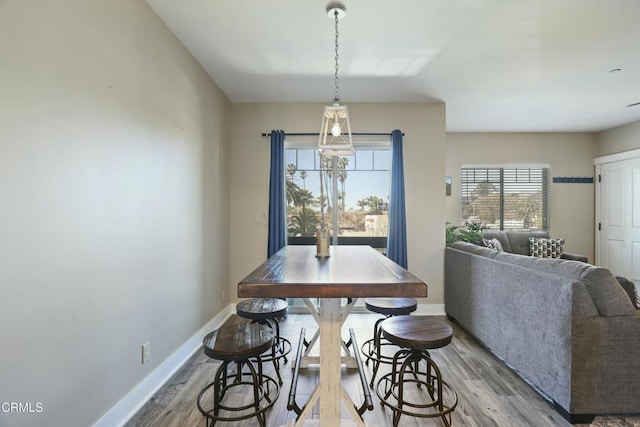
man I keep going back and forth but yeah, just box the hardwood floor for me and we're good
[126,313,640,427]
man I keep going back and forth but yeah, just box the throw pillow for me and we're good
[616,276,640,310]
[529,237,564,258]
[482,237,504,252]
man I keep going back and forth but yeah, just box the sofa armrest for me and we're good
[561,252,588,263]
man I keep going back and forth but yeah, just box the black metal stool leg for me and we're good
[394,352,419,427]
[368,316,386,386]
[214,361,229,414]
[253,317,289,377]
[198,323,280,427]
[243,358,266,427]
[376,349,457,427]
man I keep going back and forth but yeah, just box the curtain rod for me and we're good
[261,132,404,137]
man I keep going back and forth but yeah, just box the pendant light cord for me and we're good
[333,10,340,103]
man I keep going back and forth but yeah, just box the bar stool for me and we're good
[197,323,280,427]
[236,298,292,384]
[376,316,458,427]
[361,298,418,386]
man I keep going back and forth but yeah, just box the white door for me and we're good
[596,154,640,289]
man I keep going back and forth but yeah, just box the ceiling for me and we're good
[146,0,640,132]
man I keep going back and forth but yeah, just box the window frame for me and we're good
[460,164,550,231]
[285,140,391,250]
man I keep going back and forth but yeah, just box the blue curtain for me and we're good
[267,130,286,257]
[387,129,408,268]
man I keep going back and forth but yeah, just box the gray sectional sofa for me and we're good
[445,241,640,423]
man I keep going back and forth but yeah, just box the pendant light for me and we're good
[318,2,354,157]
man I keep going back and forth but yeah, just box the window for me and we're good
[461,166,549,230]
[285,146,390,249]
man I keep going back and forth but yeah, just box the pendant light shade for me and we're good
[318,3,354,157]
[319,103,353,156]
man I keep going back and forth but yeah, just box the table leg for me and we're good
[288,298,370,427]
[319,297,342,425]
[302,298,320,360]
[300,298,358,368]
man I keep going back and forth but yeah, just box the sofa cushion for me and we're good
[493,251,590,279]
[491,251,634,316]
[579,267,636,317]
[616,276,640,309]
[449,241,500,258]
[529,237,564,259]
[482,237,504,252]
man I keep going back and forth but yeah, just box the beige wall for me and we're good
[446,133,597,262]
[229,103,447,304]
[4,0,633,424]
[596,119,640,157]
[0,1,230,426]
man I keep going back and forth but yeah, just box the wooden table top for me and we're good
[238,245,428,299]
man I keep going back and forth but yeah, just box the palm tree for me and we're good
[300,170,308,189]
[319,159,326,225]
[317,194,328,221]
[286,180,302,208]
[286,163,297,182]
[297,188,314,211]
[518,195,541,229]
[357,195,385,215]
[474,181,496,197]
[288,208,320,237]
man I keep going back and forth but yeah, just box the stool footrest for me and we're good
[376,350,458,427]
[287,328,306,417]
[197,358,279,427]
[361,338,407,365]
[348,328,374,416]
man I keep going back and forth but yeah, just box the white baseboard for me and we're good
[93,304,235,427]
[414,303,446,316]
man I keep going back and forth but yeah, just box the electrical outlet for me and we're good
[142,342,151,364]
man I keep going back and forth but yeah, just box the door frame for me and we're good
[594,148,640,267]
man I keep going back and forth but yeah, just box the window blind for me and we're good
[461,167,549,231]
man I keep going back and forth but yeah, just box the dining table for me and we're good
[237,245,428,426]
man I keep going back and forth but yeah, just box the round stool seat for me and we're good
[236,299,291,385]
[364,298,418,316]
[237,298,288,321]
[199,322,279,427]
[382,316,453,351]
[361,298,419,387]
[377,316,457,426]
[203,323,274,361]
